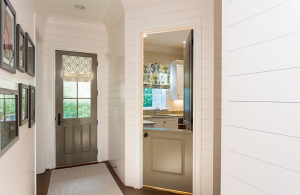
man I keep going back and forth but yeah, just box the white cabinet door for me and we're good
[176,65,184,100]
[151,118,165,128]
[170,60,184,100]
[164,117,178,129]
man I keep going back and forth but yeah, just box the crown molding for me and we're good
[104,0,124,34]
[46,14,107,34]
[122,0,186,10]
[144,44,183,56]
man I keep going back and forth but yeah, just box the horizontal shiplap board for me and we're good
[45,26,108,41]
[45,34,107,48]
[227,0,289,26]
[227,102,300,137]
[127,11,203,28]
[228,1,300,51]
[228,68,300,102]
[227,175,269,195]
[227,126,300,172]
[125,0,210,19]
[227,151,300,195]
[228,33,300,76]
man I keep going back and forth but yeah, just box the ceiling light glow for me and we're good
[143,34,148,37]
[183,41,186,43]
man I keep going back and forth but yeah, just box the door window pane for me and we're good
[63,99,77,118]
[78,99,91,118]
[0,98,4,121]
[78,82,91,98]
[63,82,77,98]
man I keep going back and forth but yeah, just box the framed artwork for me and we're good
[18,83,28,126]
[0,0,16,74]
[0,87,19,157]
[25,33,35,77]
[28,85,35,128]
[16,24,25,72]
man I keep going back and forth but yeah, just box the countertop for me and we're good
[143,114,183,118]
[143,120,156,125]
[143,127,192,134]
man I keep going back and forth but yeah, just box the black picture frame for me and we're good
[18,83,29,126]
[16,24,25,72]
[0,0,16,74]
[25,33,35,77]
[28,85,35,128]
[0,87,19,158]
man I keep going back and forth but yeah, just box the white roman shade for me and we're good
[61,55,93,82]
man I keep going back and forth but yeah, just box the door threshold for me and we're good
[143,185,192,195]
[55,161,99,169]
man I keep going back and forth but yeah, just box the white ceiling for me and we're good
[144,30,191,50]
[48,0,114,22]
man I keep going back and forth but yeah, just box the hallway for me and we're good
[37,162,179,195]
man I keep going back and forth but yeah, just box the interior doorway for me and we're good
[55,51,98,167]
[142,29,194,193]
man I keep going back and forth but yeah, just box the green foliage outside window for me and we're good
[143,88,152,107]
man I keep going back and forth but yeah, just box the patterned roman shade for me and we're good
[62,55,93,82]
[143,62,170,89]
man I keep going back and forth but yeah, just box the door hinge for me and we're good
[97,149,98,154]
[97,61,98,67]
[97,90,98,96]
[97,120,98,125]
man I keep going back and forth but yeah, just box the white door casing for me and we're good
[133,18,202,195]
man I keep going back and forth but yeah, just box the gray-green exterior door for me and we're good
[55,50,97,167]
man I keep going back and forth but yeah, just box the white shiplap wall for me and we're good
[104,0,126,183]
[43,16,109,168]
[122,0,219,193]
[222,0,300,194]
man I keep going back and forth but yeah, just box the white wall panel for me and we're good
[227,102,300,137]
[228,0,289,26]
[228,68,300,102]
[223,1,300,194]
[104,0,126,183]
[228,34,300,75]
[227,152,300,195]
[228,126,300,172]
[228,1,300,51]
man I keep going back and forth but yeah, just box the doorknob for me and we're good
[58,113,65,125]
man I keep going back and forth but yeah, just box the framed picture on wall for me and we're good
[28,85,35,128]
[16,24,25,72]
[18,83,29,126]
[0,87,19,157]
[0,0,16,74]
[25,33,35,77]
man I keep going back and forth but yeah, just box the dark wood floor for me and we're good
[37,162,179,195]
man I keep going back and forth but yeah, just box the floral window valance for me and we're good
[143,62,170,89]
[61,55,93,82]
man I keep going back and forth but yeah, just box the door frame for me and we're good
[48,44,102,169]
[134,19,202,194]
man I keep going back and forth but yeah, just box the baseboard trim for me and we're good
[106,161,134,189]
[143,185,193,195]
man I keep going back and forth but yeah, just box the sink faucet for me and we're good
[154,106,162,116]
